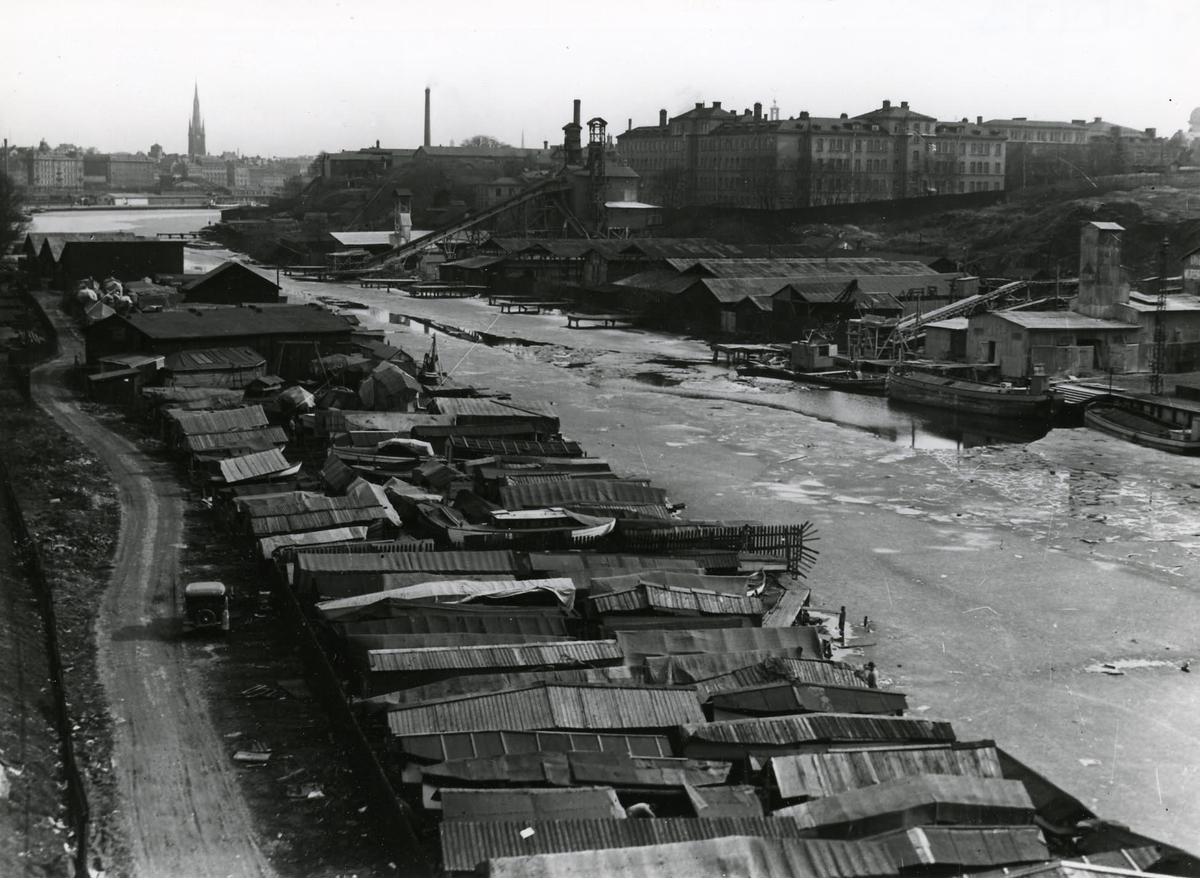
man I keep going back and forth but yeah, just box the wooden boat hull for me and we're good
[797,371,887,395]
[1084,403,1200,455]
[887,371,1051,419]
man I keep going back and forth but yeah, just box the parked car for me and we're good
[183,581,230,633]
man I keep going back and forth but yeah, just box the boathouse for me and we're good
[82,303,355,378]
[181,260,283,305]
[22,233,184,285]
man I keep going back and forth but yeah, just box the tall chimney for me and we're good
[424,88,431,148]
[882,100,891,110]
[976,115,982,126]
[628,118,632,131]
[574,99,581,127]
[660,109,668,127]
[754,102,762,121]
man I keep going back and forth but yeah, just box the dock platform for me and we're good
[360,277,419,290]
[408,284,487,299]
[565,312,636,329]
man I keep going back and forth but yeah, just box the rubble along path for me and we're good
[30,292,274,878]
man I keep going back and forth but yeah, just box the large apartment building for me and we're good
[983,116,1163,189]
[618,99,1007,209]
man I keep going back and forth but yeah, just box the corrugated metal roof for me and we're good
[257,526,369,561]
[446,822,898,876]
[983,311,1140,330]
[142,386,245,405]
[371,666,635,708]
[218,449,292,483]
[296,549,520,592]
[118,304,352,341]
[529,554,700,579]
[179,260,279,292]
[665,257,933,279]
[687,657,866,698]
[350,632,571,653]
[164,345,266,371]
[440,786,626,822]
[681,713,957,748]
[335,607,574,640]
[398,729,674,765]
[687,784,764,818]
[647,651,819,685]
[184,426,288,453]
[774,775,1035,837]
[386,682,705,737]
[589,583,762,617]
[768,743,1003,801]
[251,506,391,538]
[500,480,669,510]
[421,750,728,790]
[318,578,576,616]
[367,639,622,673]
[166,404,268,436]
[709,682,908,717]
[617,628,823,665]
[430,398,557,421]
[591,571,754,597]
[877,825,1049,868]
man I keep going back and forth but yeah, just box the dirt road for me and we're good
[31,297,274,878]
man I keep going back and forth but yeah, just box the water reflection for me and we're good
[761,381,1051,450]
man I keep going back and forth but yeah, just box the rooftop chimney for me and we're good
[799,111,810,119]
[712,101,722,110]
[628,118,632,131]
[695,102,703,110]
[424,88,431,148]
[882,100,891,110]
[660,109,668,127]
[840,112,848,119]
[1145,127,1156,138]
[1094,116,1102,123]
[900,101,909,110]
[977,116,982,125]
[754,102,762,120]
[543,140,548,150]
[1071,119,1085,125]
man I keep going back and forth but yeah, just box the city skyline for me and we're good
[2,0,1197,158]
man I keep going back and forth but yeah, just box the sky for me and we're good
[2,0,1198,158]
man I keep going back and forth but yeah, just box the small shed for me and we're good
[922,317,969,361]
[181,261,282,305]
[86,368,142,406]
[163,346,267,388]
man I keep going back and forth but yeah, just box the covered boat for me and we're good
[1084,395,1200,455]
[446,507,616,547]
[886,369,1051,419]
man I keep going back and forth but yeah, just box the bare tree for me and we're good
[460,135,511,149]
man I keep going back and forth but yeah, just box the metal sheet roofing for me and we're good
[179,260,279,292]
[591,571,754,596]
[217,449,292,484]
[688,657,867,699]
[164,345,266,371]
[167,404,268,436]
[768,743,1004,801]
[440,786,625,823]
[589,583,762,617]
[386,682,705,737]
[367,639,622,673]
[330,231,396,247]
[296,549,520,588]
[422,750,728,790]
[393,671,642,713]
[617,627,823,665]
[500,480,668,510]
[449,824,899,876]
[666,257,934,279]
[115,304,353,340]
[876,825,1049,868]
[250,505,391,538]
[184,426,287,453]
[529,553,700,577]
[687,784,764,819]
[335,607,574,640]
[709,682,908,717]
[350,632,571,654]
[318,578,577,617]
[681,713,957,749]
[398,729,674,765]
[257,526,369,561]
[773,775,1035,837]
[983,311,1139,330]
[430,398,557,421]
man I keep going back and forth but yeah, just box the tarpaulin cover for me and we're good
[316,577,577,620]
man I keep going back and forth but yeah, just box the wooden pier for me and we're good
[565,312,636,329]
[360,277,419,290]
[407,284,487,299]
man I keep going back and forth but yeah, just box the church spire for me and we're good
[188,83,206,157]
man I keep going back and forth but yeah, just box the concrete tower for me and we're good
[188,84,206,157]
